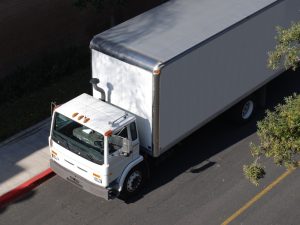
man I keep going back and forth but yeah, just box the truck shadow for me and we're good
[0,190,36,213]
[189,160,216,173]
[125,68,300,204]
[125,115,258,203]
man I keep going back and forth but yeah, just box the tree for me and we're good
[268,22,300,70]
[73,0,127,26]
[243,22,300,186]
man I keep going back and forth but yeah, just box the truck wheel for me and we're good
[120,164,145,199]
[232,97,257,124]
[241,100,254,120]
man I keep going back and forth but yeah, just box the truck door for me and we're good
[108,126,133,183]
[129,121,139,158]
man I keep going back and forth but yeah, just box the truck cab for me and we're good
[49,93,144,199]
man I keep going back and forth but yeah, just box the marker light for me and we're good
[104,130,113,137]
[72,112,79,118]
[51,150,57,156]
[93,173,101,178]
[83,117,90,123]
[153,69,161,75]
[93,173,102,183]
[78,115,84,120]
[51,150,59,161]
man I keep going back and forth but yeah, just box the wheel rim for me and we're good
[126,170,142,193]
[241,100,254,120]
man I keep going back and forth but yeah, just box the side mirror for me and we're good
[109,135,132,156]
[51,102,60,115]
[121,139,132,156]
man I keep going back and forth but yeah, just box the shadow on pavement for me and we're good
[0,190,36,213]
[189,160,216,173]
[125,68,300,204]
[0,120,50,188]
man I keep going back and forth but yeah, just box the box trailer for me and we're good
[49,0,300,199]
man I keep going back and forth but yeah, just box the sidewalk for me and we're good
[0,118,52,197]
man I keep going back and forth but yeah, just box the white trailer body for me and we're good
[91,51,154,153]
[90,0,300,156]
[50,0,300,199]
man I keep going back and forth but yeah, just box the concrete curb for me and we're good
[0,168,55,208]
[0,117,51,148]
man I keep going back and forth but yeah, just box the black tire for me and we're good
[231,97,257,124]
[119,164,145,199]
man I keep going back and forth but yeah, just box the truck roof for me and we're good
[90,0,278,72]
[55,94,135,135]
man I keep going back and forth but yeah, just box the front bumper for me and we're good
[50,159,116,200]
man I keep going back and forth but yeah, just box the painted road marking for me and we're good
[221,167,296,225]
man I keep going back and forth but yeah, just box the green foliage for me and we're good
[0,47,90,141]
[0,47,89,105]
[73,0,127,10]
[0,69,91,142]
[255,94,300,166]
[243,163,265,186]
[244,94,300,185]
[268,22,300,71]
[244,21,300,185]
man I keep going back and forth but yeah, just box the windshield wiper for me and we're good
[68,142,99,163]
[68,142,84,156]
[85,153,97,163]
[53,131,70,150]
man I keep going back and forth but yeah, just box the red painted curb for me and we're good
[0,168,55,207]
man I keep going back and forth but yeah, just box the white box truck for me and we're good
[49,0,300,199]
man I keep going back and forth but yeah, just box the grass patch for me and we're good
[0,68,91,141]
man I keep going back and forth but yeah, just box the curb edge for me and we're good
[0,168,55,208]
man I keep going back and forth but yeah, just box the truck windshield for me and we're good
[52,113,104,165]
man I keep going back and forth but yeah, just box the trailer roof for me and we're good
[90,0,278,72]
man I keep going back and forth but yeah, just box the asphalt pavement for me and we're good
[0,69,299,225]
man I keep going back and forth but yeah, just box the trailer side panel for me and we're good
[158,0,300,153]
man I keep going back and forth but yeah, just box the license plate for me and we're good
[67,175,83,188]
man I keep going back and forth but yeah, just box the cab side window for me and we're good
[130,122,137,141]
[108,127,128,154]
[117,127,128,139]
